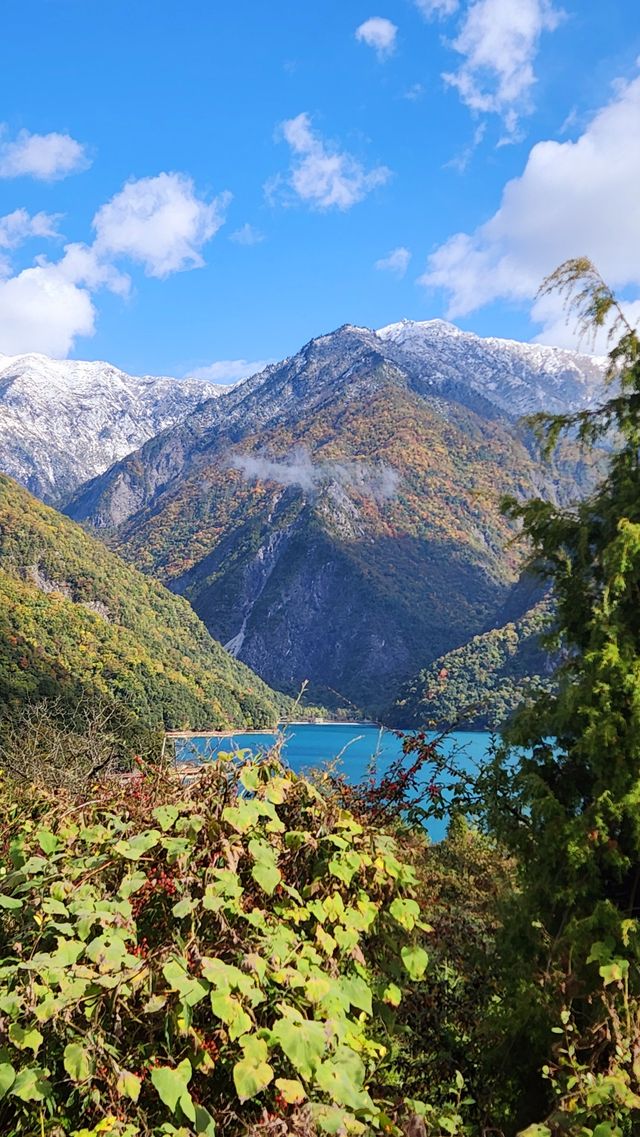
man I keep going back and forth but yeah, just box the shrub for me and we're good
[0,754,433,1137]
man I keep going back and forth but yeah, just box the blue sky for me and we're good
[0,0,638,378]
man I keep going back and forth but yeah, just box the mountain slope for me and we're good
[0,474,291,734]
[0,352,225,503]
[64,321,605,712]
[386,577,556,730]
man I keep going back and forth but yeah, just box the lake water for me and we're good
[175,723,495,842]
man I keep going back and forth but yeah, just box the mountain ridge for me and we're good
[61,320,604,712]
[0,351,228,504]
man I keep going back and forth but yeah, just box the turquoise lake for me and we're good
[175,723,495,842]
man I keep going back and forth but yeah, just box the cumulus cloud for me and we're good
[230,223,265,246]
[0,209,61,251]
[93,173,231,278]
[0,265,96,357]
[272,113,391,211]
[230,445,400,502]
[355,17,398,59]
[0,170,228,356]
[0,128,89,180]
[444,0,563,133]
[188,358,273,383]
[419,74,640,346]
[375,246,411,277]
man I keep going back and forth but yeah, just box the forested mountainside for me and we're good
[64,320,603,713]
[387,580,555,730]
[0,474,291,738]
[0,351,223,503]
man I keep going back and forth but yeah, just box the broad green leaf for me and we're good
[382,982,402,1007]
[239,764,260,791]
[389,897,420,931]
[64,1042,92,1082]
[11,1066,49,1102]
[163,958,209,1007]
[118,871,148,899]
[37,829,59,855]
[341,975,372,1015]
[151,1059,192,1114]
[194,1103,217,1135]
[276,1077,306,1104]
[9,1024,43,1054]
[401,944,429,981]
[272,1013,326,1080]
[315,1049,373,1112]
[210,991,252,1040]
[252,860,281,895]
[328,851,362,886]
[113,830,161,860]
[233,1035,273,1102]
[0,894,22,910]
[153,804,180,831]
[172,897,196,919]
[116,1069,141,1102]
[0,1063,15,1100]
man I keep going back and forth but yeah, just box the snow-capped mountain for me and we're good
[0,352,226,502]
[376,319,606,417]
[64,319,607,712]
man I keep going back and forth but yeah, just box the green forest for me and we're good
[2,261,640,1137]
[0,474,295,750]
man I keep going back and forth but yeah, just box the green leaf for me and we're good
[233,1035,273,1102]
[172,897,196,919]
[252,860,281,895]
[316,1048,373,1112]
[276,1077,306,1104]
[210,991,252,1040]
[151,1058,193,1115]
[389,897,420,931]
[153,804,180,831]
[113,830,161,860]
[272,1013,326,1080]
[116,1069,142,1102]
[37,829,59,855]
[382,982,402,1007]
[401,944,429,981]
[8,1024,43,1054]
[0,894,22,910]
[341,975,372,1015]
[0,1063,16,1100]
[64,1042,92,1082]
[11,1066,49,1102]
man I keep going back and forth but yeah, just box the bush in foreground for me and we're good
[0,754,436,1137]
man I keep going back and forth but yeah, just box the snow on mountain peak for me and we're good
[0,351,224,503]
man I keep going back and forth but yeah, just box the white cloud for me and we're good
[0,129,89,180]
[375,246,411,277]
[403,82,426,101]
[231,445,399,502]
[0,170,228,356]
[0,265,96,357]
[0,209,61,251]
[414,0,459,15]
[419,74,640,346]
[274,113,391,211]
[355,17,398,59]
[93,173,231,278]
[230,223,265,246]
[187,358,274,383]
[443,0,563,134]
